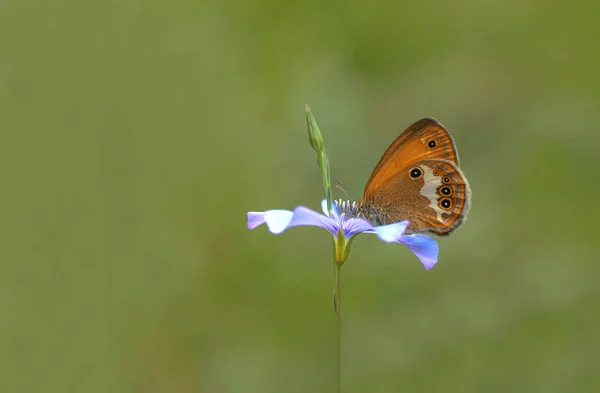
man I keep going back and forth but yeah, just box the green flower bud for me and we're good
[305,105,324,152]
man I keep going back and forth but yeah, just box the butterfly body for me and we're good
[356,118,470,236]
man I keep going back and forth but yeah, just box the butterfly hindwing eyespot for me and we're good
[438,185,452,196]
[439,198,452,210]
[409,167,423,179]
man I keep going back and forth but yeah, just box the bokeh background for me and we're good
[1,1,599,392]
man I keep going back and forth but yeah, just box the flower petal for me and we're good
[343,217,375,238]
[399,234,439,270]
[320,199,327,215]
[247,210,294,234]
[247,212,267,230]
[321,198,340,220]
[321,199,339,218]
[289,206,337,234]
[247,207,337,235]
[372,220,410,243]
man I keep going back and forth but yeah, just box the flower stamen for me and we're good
[335,199,358,219]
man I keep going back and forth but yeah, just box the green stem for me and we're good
[317,147,333,214]
[305,105,333,214]
[333,261,342,393]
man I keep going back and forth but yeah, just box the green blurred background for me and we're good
[1,1,599,392]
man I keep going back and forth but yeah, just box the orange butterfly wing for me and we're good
[359,158,470,235]
[363,118,459,199]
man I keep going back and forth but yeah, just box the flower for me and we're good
[247,199,439,269]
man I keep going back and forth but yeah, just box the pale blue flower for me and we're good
[248,199,438,269]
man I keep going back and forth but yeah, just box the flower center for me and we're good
[335,199,359,219]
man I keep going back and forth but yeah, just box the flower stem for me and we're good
[333,261,342,393]
[305,105,333,214]
[318,151,333,214]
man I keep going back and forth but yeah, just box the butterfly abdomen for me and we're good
[355,202,392,226]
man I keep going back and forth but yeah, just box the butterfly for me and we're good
[356,118,471,235]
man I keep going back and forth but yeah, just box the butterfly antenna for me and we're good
[335,181,353,200]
